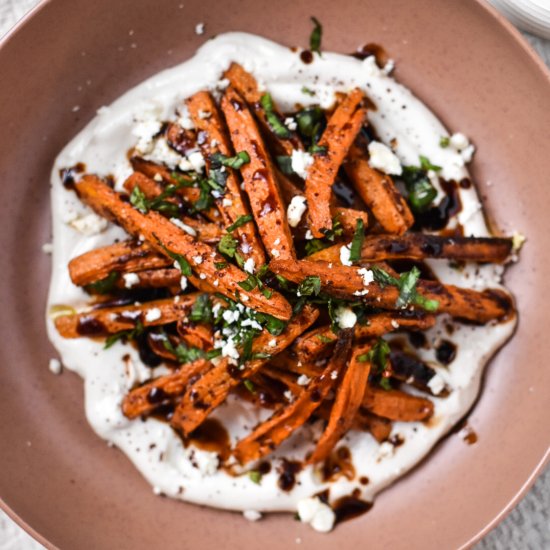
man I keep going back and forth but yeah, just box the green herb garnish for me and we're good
[214,261,227,270]
[227,214,253,232]
[129,186,149,213]
[301,86,315,96]
[104,320,144,349]
[419,155,442,172]
[211,151,250,170]
[309,17,322,54]
[316,334,334,344]
[400,164,437,213]
[367,338,391,374]
[248,470,262,484]
[276,155,293,175]
[85,271,119,294]
[243,379,256,394]
[260,93,291,138]
[218,233,238,258]
[439,136,450,148]
[348,218,365,263]
[163,248,192,277]
[297,275,321,297]
[189,294,213,324]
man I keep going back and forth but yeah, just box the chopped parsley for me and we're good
[238,265,273,299]
[243,379,256,394]
[130,180,190,217]
[248,470,262,484]
[162,333,221,364]
[104,320,144,349]
[227,214,253,232]
[309,17,322,54]
[316,334,334,344]
[367,338,391,374]
[297,275,321,297]
[400,162,438,213]
[211,151,250,170]
[214,261,227,270]
[276,155,293,175]
[163,248,192,277]
[260,93,291,138]
[295,106,325,142]
[85,271,119,294]
[218,233,238,258]
[301,86,315,96]
[439,136,450,148]
[189,294,213,324]
[419,155,442,172]
[348,218,365,263]
[255,313,287,335]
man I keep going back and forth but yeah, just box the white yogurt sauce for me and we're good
[47,33,517,522]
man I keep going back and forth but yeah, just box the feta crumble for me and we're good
[68,212,109,235]
[367,141,402,175]
[357,267,374,286]
[243,258,255,274]
[180,276,188,290]
[297,497,336,533]
[243,510,262,522]
[287,195,307,227]
[123,273,140,289]
[427,374,445,395]
[193,255,203,265]
[145,308,162,322]
[48,358,62,375]
[297,374,311,386]
[284,117,298,131]
[335,306,357,329]
[291,150,314,179]
[339,244,352,266]
[170,217,197,236]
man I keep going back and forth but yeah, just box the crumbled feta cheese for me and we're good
[222,198,233,207]
[153,173,163,182]
[291,150,314,179]
[170,218,197,236]
[297,374,311,386]
[284,390,294,402]
[271,248,281,258]
[145,138,182,169]
[243,258,255,274]
[269,339,277,347]
[68,212,109,235]
[145,308,162,322]
[297,497,336,533]
[339,244,352,266]
[449,132,469,151]
[460,144,476,163]
[243,510,262,522]
[427,374,445,395]
[391,319,400,329]
[195,22,205,35]
[284,117,298,131]
[193,255,203,265]
[192,448,219,476]
[223,309,240,324]
[221,338,240,361]
[42,242,53,254]
[287,195,307,227]
[48,358,62,375]
[274,237,281,246]
[330,370,338,380]
[354,289,369,296]
[187,150,206,172]
[199,273,207,280]
[123,273,140,289]
[305,230,314,240]
[198,109,211,119]
[241,294,249,302]
[368,141,402,175]
[180,276,188,290]
[335,306,357,329]
[241,319,263,331]
[213,279,219,287]
[357,267,374,286]
[511,231,526,252]
[177,106,194,130]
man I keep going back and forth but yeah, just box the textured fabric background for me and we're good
[0,1,548,548]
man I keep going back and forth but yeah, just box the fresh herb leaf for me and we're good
[214,261,227,270]
[419,155,442,172]
[371,265,398,287]
[379,377,392,391]
[295,106,324,140]
[395,267,421,309]
[316,334,334,344]
[211,151,250,170]
[309,17,322,54]
[309,143,327,154]
[170,172,195,187]
[276,155,294,175]
[400,165,437,213]
[412,293,440,312]
[255,313,287,336]
[194,179,215,211]
[85,271,119,294]
[297,275,321,297]
[130,186,149,213]
[367,338,391,374]
[305,238,329,256]
[348,218,365,263]
[189,294,213,324]
[301,86,315,96]
[439,136,450,148]
[252,352,272,360]
[105,320,144,349]
[218,233,238,258]
[163,248,192,277]
[260,93,291,138]
[357,353,370,362]
[243,379,256,394]
[227,214,253,232]
[248,470,262,484]
[238,274,258,291]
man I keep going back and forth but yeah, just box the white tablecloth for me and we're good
[0,1,548,548]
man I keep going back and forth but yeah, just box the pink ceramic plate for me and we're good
[0,0,548,548]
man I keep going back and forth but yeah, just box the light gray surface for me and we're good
[0,1,548,549]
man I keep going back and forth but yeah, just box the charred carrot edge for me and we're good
[309,232,513,264]
[124,172,224,244]
[354,409,392,442]
[362,386,434,422]
[223,62,303,156]
[305,89,366,237]
[307,343,373,464]
[232,328,353,465]
[170,305,319,435]
[129,157,221,223]
[269,258,514,323]
[186,91,266,268]
[122,359,214,419]
[222,87,296,261]
[54,295,199,339]
[345,140,414,234]
[292,312,436,363]
[68,239,170,287]
[74,175,292,320]
[389,350,446,396]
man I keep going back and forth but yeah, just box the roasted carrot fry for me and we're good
[222,87,296,260]
[305,89,366,237]
[170,305,319,435]
[354,409,392,442]
[362,386,433,421]
[331,207,369,236]
[307,343,373,464]
[232,328,353,464]
[269,258,514,323]
[54,295,199,339]
[344,140,414,234]
[74,175,292,320]
[69,239,170,287]
[292,312,436,363]
[129,157,221,223]
[186,91,266,268]
[112,267,181,289]
[122,359,214,419]
[223,62,303,156]
[309,233,513,264]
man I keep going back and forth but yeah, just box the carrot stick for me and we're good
[122,359,214,419]
[232,328,353,464]
[186,91,266,268]
[222,87,296,260]
[344,140,414,234]
[54,295,199,339]
[362,386,433,421]
[113,268,181,289]
[170,305,319,435]
[74,175,292,320]
[331,207,369,236]
[305,89,366,237]
[309,233,513,264]
[269,258,514,323]
[307,343,373,464]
